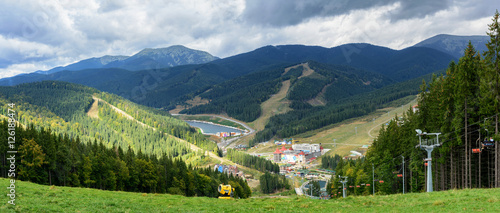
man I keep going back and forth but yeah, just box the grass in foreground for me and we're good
[1,178,499,212]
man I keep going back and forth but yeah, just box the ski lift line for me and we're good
[437,128,482,146]
[359,113,499,187]
[370,115,498,166]
[430,113,499,140]
[368,152,411,180]
[409,113,498,146]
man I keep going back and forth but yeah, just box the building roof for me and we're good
[273,148,283,154]
[280,145,287,151]
[299,151,305,155]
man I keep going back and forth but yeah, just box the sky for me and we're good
[0,0,498,78]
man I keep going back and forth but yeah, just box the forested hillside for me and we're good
[250,70,433,146]
[0,81,219,157]
[182,61,390,122]
[0,121,250,198]
[325,12,500,197]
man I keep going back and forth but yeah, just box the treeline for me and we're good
[326,11,500,197]
[226,149,279,173]
[0,120,251,198]
[259,172,291,194]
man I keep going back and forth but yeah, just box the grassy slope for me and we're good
[246,96,417,156]
[2,178,499,212]
[249,80,292,131]
[295,97,418,157]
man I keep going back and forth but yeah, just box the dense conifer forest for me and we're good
[325,12,500,197]
[226,149,279,173]
[0,81,220,157]
[0,121,251,198]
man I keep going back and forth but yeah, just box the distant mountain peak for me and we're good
[33,45,219,74]
[413,34,489,59]
[134,45,216,59]
[121,45,219,70]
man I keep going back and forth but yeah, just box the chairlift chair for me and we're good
[482,137,495,149]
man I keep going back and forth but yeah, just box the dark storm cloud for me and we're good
[243,0,451,26]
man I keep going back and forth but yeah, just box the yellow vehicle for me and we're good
[218,184,235,199]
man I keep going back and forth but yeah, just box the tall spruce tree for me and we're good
[453,42,481,188]
[482,10,500,187]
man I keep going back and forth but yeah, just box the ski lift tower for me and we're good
[339,176,348,198]
[415,129,441,192]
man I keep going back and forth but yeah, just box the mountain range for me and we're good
[0,34,489,110]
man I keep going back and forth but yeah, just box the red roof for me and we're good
[299,151,305,155]
[289,147,293,150]
[280,145,287,151]
[273,148,282,154]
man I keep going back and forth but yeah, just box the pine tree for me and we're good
[483,10,500,188]
[82,156,95,187]
[453,42,481,188]
[18,138,47,183]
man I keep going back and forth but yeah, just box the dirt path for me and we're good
[298,62,314,79]
[367,118,394,138]
[87,98,99,118]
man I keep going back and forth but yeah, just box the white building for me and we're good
[292,144,320,153]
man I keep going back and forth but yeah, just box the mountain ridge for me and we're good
[33,45,219,75]
[1,34,487,110]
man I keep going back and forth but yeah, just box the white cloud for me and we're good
[0,0,497,78]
